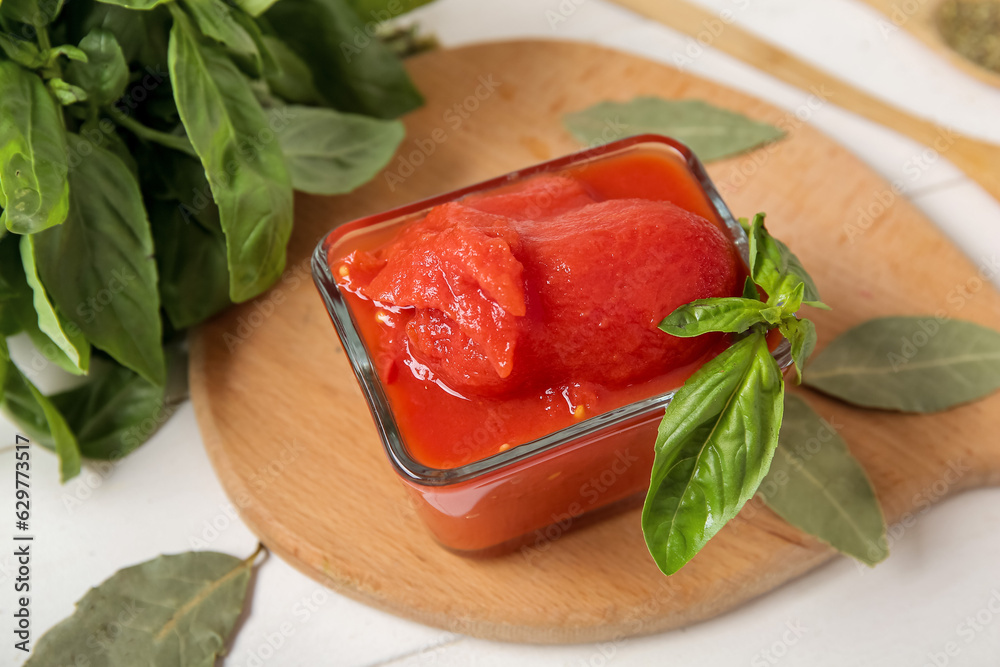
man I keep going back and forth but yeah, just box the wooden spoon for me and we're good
[859,0,1000,90]
[610,0,1000,205]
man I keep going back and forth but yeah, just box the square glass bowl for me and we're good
[311,134,791,554]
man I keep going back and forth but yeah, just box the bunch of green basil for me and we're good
[0,0,428,481]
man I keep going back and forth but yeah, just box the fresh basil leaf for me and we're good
[0,338,9,405]
[659,297,771,337]
[14,303,91,377]
[77,2,171,66]
[66,28,128,106]
[20,235,90,374]
[32,133,166,386]
[181,0,259,59]
[1,363,47,443]
[264,0,424,118]
[742,276,759,300]
[804,317,1000,412]
[0,34,46,68]
[0,234,88,375]
[270,105,404,195]
[47,77,89,105]
[761,393,888,565]
[262,35,323,104]
[2,363,82,481]
[0,61,70,234]
[94,0,172,9]
[564,97,785,161]
[746,213,825,308]
[778,316,815,384]
[747,213,796,300]
[44,44,89,66]
[50,360,167,459]
[642,332,784,575]
[0,0,61,26]
[232,0,280,15]
[779,281,805,317]
[234,7,280,76]
[761,306,784,325]
[168,9,294,302]
[26,548,260,665]
[149,199,232,329]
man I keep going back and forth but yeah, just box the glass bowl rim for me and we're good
[311,134,792,487]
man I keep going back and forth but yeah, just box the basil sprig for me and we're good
[643,214,828,575]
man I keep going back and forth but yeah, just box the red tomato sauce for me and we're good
[330,149,744,470]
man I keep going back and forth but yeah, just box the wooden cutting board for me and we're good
[189,40,1000,644]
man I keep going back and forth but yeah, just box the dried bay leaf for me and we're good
[804,317,1000,413]
[761,394,888,565]
[27,547,263,666]
[563,97,785,162]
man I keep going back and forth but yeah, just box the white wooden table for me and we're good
[4,0,1000,664]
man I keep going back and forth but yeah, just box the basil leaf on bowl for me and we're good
[643,331,784,575]
[659,297,781,337]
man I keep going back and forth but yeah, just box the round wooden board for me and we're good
[190,40,1000,644]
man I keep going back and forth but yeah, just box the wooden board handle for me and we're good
[857,0,1000,91]
[610,0,1000,203]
